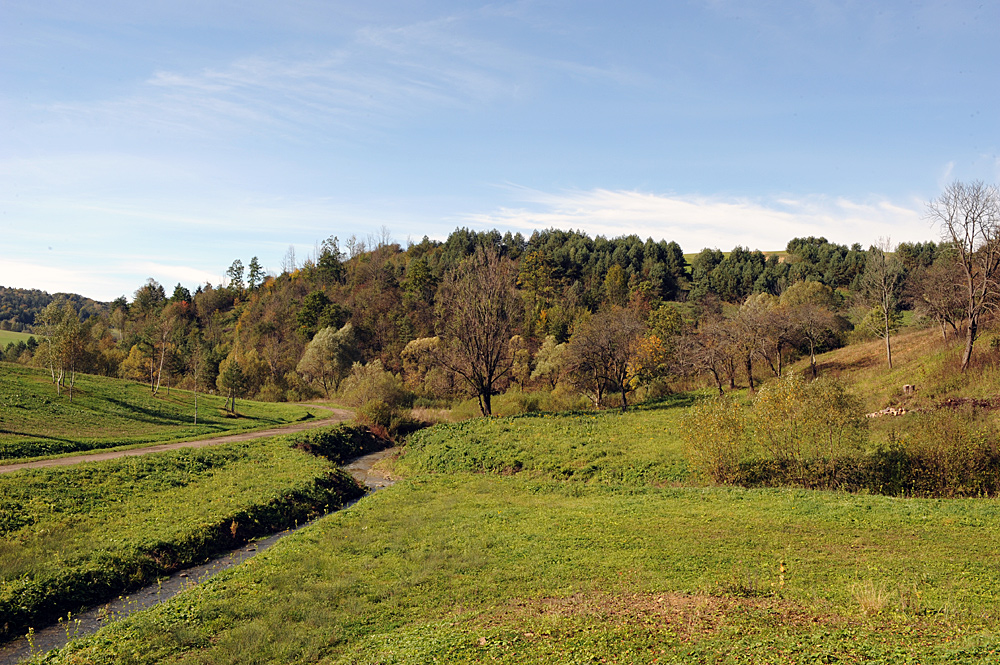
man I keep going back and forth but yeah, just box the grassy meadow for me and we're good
[0,363,322,461]
[29,466,1000,663]
[28,364,1000,664]
[396,393,696,485]
[9,327,1000,662]
[0,426,374,640]
[0,330,36,348]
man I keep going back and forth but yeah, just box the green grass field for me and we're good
[397,393,696,485]
[0,330,36,348]
[29,395,1000,664]
[0,363,322,461]
[1,427,368,640]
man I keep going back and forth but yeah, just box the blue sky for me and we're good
[2,0,997,301]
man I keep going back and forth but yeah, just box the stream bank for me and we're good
[0,447,397,665]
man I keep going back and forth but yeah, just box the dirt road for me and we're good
[0,405,354,475]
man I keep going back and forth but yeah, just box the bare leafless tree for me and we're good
[906,256,966,340]
[676,317,739,395]
[926,180,1000,370]
[435,247,520,416]
[566,306,645,410]
[859,238,904,369]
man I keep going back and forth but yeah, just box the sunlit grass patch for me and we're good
[34,475,1000,663]
[396,395,695,485]
[0,363,320,461]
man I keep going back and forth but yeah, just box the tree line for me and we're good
[3,180,997,418]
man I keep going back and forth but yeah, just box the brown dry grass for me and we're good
[481,591,848,642]
[409,406,454,425]
[806,325,1000,412]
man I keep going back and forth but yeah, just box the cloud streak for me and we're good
[36,10,636,142]
[463,187,933,252]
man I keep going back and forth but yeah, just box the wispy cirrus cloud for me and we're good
[39,11,634,141]
[463,187,933,252]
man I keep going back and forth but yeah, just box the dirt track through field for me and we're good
[0,405,353,475]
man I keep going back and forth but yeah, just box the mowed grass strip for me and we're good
[396,394,695,485]
[0,434,363,639]
[0,363,319,461]
[34,475,1000,664]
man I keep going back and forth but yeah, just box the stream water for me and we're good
[0,447,397,665]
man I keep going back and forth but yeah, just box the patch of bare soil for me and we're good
[0,404,353,475]
[937,396,1000,411]
[485,591,845,642]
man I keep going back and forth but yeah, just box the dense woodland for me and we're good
[0,287,105,332]
[2,180,995,422]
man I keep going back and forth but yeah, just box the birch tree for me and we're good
[859,239,904,369]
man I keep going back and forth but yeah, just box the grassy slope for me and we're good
[396,394,695,485]
[0,331,36,347]
[0,363,320,461]
[807,325,1000,412]
[32,390,1000,663]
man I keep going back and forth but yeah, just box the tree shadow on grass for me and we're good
[634,391,699,412]
[0,429,86,460]
[101,397,234,427]
[0,428,74,443]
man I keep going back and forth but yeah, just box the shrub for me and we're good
[876,409,1000,496]
[287,423,389,463]
[684,374,869,487]
[751,373,867,465]
[339,361,410,410]
[682,394,750,484]
[490,388,542,416]
[339,361,415,437]
[685,374,1000,496]
[256,381,287,403]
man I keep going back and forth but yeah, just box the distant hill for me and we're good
[0,286,107,332]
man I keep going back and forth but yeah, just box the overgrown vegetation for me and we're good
[9,182,1000,662]
[0,424,380,640]
[0,227,922,415]
[17,342,1000,662]
[683,367,1000,497]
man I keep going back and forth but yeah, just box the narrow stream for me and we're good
[0,448,397,665]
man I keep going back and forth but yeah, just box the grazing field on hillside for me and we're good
[30,399,1000,664]
[0,425,376,640]
[0,363,321,461]
[0,331,36,348]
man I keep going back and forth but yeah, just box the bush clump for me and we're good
[338,361,415,436]
[287,423,391,463]
[684,374,1000,497]
[684,374,868,486]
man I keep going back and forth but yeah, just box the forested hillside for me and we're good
[0,286,106,332]
[0,198,977,422]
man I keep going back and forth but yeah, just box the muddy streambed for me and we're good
[0,447,397,665]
